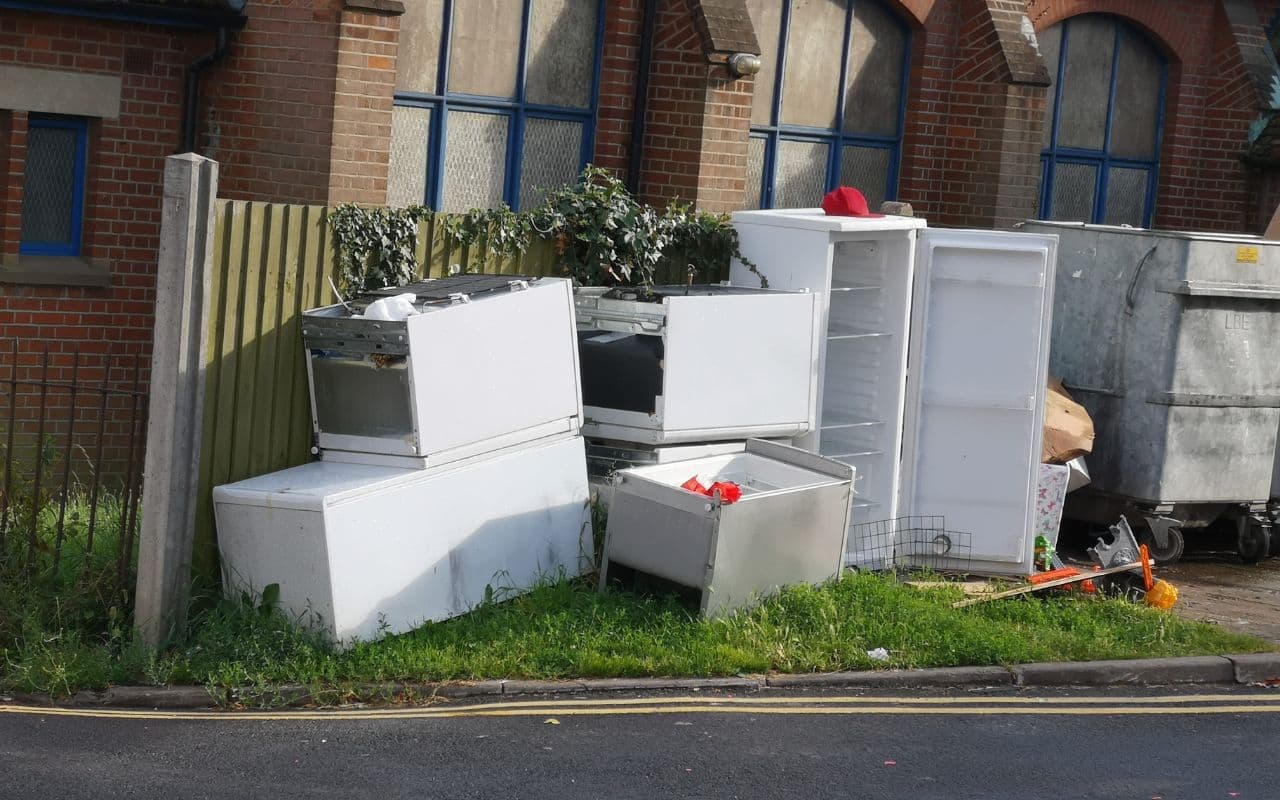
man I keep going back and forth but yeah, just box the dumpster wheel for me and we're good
[1138,520,1184,565]
[1237,516,1272,564]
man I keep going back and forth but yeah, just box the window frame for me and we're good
[19,114,89,258]
[749,0,912,210]
[391,0,606,211]
[1039,15,1168,227]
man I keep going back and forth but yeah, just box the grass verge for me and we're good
[4,566,1272,701]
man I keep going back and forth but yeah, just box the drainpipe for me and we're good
[627,0,658,195]
[182,25,230,154]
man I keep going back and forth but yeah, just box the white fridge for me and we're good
[731,210,1057,575]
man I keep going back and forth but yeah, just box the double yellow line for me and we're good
[4,693,1280,722]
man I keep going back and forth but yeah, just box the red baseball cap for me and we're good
[821,186,883,218]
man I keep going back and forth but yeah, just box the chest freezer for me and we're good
[302,275,582,468]
[601,439,854,616]
[574,285,820,445]
[731,211,1056,574]
[213,434,591,645]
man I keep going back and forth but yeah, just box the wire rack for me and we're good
[850,516,973,573]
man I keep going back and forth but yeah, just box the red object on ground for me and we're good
[681,476,742,504]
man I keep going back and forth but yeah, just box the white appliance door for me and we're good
[901,230,1056,569]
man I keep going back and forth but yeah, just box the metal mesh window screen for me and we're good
[744,137,767,209]
[780,0,844,128]
[843,0,906,136]
[1037,23,1063,150]
[526,0,597,109]
[442,111,509,212]
[394,0,444,94]
[519,118,583,209]
[1103,168,1149,226]
[447,0,522,99]
[1057,16,1114,151]
[839,145,891,208]
[774,139,829,208]
[1041,16,1163,226]
[21,124,79,246]
[1110,31,1162,159]
[745,0,783,126]
[1049,162,1097,222]
[388,106,432,208]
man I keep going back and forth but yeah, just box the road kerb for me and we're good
[766,666,1013,689]
[5,655,1274,710]
[1013,656,1236,687]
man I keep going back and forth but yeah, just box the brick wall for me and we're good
[594,0,644,179]
[200,0,344,204]
[0,11,194,474]
[326,5,401,205]
[636,0,755,213]
[0,11,195,350]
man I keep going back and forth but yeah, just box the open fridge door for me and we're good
[898,229,1057,574]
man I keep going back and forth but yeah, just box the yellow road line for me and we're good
[2,697,1279,722]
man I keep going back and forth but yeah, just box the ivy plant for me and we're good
[330,166,766,295]
[329,203,430,294]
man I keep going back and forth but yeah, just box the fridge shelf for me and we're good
[829,284,882,293]
[820,409,885,429]
[827,319,891,340]
[823,449,883,460]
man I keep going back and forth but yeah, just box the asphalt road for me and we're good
[4,687,1278,800]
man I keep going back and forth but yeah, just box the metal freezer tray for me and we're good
[350,274,531,313]
[601,439,854,616]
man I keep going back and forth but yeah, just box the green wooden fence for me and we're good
[192,200,561,580]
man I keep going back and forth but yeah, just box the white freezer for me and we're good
[731,210,1055,574]
[212,435,591,644]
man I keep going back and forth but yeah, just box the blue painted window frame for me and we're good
[19,114,88,257]
[392,0,605,211]
[1039,15,1167,226]
[749,0,911,209]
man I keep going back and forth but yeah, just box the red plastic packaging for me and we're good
[681,476,708,494]
[681,476,742,504]
[708,481,742,504]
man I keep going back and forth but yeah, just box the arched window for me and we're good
[388,0,604,211]
[1039,15,1166,226]
[744,0,910,209]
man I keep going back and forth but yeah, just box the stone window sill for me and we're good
[0,255,111,288]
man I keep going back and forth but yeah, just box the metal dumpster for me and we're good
[1022,221,1280,562]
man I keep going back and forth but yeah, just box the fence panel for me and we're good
[0,339,148,601]
[192,201,563,581]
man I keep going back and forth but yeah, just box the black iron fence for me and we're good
[0,339,148,594]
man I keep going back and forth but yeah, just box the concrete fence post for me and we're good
[135,153,219,650]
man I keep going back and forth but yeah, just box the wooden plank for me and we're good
[191,199,234,581]
[266,202,304,471]
[288,202,330,458]
[951,560,1154,608]
[227,202,268,482]
[434,212,455,279]
[414,213,431,277]
[246,203,286,477]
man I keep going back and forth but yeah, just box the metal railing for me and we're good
[0,339,148,592]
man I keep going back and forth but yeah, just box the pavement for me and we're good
[3,686,1279,799]
[1163,551,1280,644]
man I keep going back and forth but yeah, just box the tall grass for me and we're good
[0,491,140,696]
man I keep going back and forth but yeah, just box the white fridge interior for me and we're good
[731,211,1056,574]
